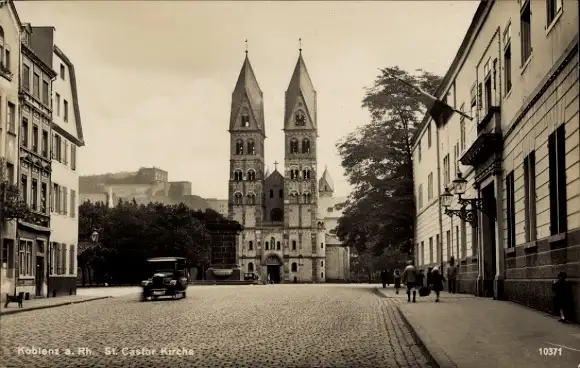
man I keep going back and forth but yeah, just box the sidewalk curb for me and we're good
[396,305,458,368]
[1,296,112,316]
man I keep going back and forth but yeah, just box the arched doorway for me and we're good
[265,254,282,284]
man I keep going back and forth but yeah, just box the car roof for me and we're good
[146,257,186,262]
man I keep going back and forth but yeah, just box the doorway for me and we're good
[267,265,281,283]
[35,256,44,297]
[481,183,497,298]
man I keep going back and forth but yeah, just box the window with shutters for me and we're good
[64,141,68,165]
[418,184,423,209]
[524,151,537,242]
[70,190,76,218]
[470,83,477,108]
[62,187,68,215]
[520,0,532,65]
[443,154,450,186]
[52,183,60,213]
[477,83,483,113]
[71,145,77,170]
[52,243,59,274]
[69,245,75,275]
[427,172,433,201]
[61,245,66,275]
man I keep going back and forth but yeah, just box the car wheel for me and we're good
[182,291,186,299]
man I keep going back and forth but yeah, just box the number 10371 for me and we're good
[538,347,562,356]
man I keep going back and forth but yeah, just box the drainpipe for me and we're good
[435,123,444,271]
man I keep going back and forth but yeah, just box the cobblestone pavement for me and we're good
[0,284,434,368]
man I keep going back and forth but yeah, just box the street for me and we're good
[0,284,433,367]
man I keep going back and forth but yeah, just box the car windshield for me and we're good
[147,261,176,274]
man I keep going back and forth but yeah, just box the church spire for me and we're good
[285,42,317,128]
[319,166,334,197]
[230,42,264,131]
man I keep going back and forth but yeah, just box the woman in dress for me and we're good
[430,267,444,302]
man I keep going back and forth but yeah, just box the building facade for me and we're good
[50,44,84,296]
[17,25,56,298]
[229,50,350,283]
[413,0,578,318]
[0,0,22,300]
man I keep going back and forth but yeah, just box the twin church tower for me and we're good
[227,45,340,283]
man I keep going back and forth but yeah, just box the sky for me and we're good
[14,1,479,199]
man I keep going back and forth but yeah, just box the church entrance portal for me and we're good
[267,265,281,283]
[266,254,282,284]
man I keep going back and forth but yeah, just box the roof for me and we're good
[230,54,264,131]
[54,45,85,146]
[285,52,317,128]
[318,166,334,192]
[411,1,490,149]
[147,257,186,262]
[265,168,283,182]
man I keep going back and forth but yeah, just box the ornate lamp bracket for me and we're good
[443,206,478,227]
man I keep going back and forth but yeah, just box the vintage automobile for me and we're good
[244,272,260,281]
[140,257,188,301]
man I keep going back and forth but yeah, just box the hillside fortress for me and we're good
[228,48,350,283]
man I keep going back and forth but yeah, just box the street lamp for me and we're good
[440,172,494,227]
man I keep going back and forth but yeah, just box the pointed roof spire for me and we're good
[264,165,270,179]
[285,41,317,128]
[319,166,334,193]
[230,41,264,130]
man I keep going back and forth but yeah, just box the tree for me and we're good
[336,67,442,258]
[78,200,224,284]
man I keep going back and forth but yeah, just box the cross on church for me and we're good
[274,161,279,171]
[245,39,248,54]
[299,38,302,52]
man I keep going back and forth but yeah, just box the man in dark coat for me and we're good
[381,270,388,288]
[553,271,574,323]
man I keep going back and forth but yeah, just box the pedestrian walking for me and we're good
[430,266,444,302]
[401,260,418,303]
[446,257,458,293]
[393,269,402,294]
[417,269,425,288]
[381,269,388,289]
[426,267,433,289]
[267,273,271,284]
[552,271,574,323]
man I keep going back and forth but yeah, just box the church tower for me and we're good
[228,50,266,247]
[283,46,324,282]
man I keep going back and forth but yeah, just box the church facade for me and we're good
[228,49,350,283]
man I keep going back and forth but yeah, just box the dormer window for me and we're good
[241,114,250,127]
[295,110,306,126]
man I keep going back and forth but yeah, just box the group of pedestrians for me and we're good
[381,257,459,303]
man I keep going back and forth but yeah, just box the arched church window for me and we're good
[265,242,269,250]
[269,189,274,198]
[276,241,281,250]
[295,110,306,126]
[247,193,256,205]
[234,192,243,205]
[291,262,298,272]
[235,139,244,155]
[290,139,299,153]
[248,262,254,272]
[302,138,310,154]
[247,139,255,155]
[247,169,256,181]
[292,240,297,250]
[279,189,283,198]
[241,113,250,127]
[248,241,253,251]
[290,169,300,180]
[303,192,312,204]
[302,169,311,180]
[234,170,243,181]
